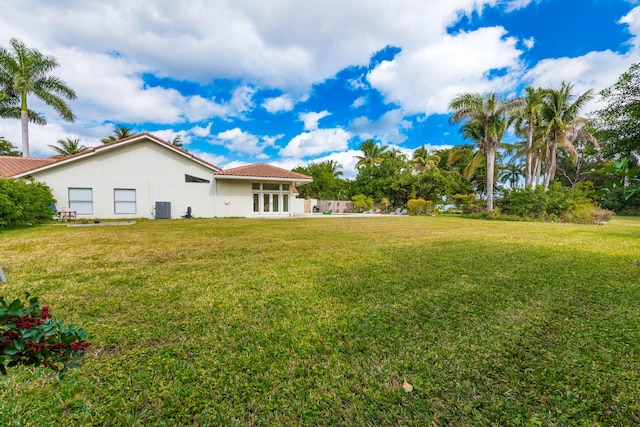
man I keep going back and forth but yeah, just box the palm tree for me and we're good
[513,86,544,188]
[499,162,523,188]
[449,92,525,211]
[354,139,388,169]
[321,160,343,178]
[0,38,77,157]
[101,125,134,143]
[539,82,593,190]
[48,137,88,158]
[413,145,440,172]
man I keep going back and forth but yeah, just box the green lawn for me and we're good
[1,216,639,426]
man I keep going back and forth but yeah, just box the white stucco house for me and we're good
[0,133,313,219]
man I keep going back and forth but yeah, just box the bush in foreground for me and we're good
[0,294,91,379]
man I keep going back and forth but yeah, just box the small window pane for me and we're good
[263,194,270,212]
[273,194,279,212]
[253,194,259,212]
[263,183,279,191]
[283,195,289,212]
[282,184,290,191]
[252,183,260,190]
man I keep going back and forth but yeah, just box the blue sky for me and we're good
[1,0,639,177]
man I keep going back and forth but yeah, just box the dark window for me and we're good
[263,183,280,191]
[185,174,210,183]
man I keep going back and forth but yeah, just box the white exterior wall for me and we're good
[30,141,217,219]
[215,179,300,217]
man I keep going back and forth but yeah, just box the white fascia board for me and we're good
[214,175,312,183]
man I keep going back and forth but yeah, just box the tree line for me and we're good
[295,64,640,215]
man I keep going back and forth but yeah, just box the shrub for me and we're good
[0,294,91,379]
[407,198,433,215]
[564,205,615,224]
[351,194,374,212]
[452,194,485,214]
[499,183,611,224]
[499,187,547,218]
[0,179,55,227]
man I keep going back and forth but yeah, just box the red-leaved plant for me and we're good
[0,294,91,379]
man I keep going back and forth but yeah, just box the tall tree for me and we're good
[513,86,544,187]
[293,160,347,200]
[354,139,388,169]
[101,125,134,143]
[539,82,593,190]
[449,92,524,211]
[555,121,600,188]
[48,137,88,158]
[0,38,76,157]
[596,62,640,160]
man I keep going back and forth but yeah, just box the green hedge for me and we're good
[498,183,613,223]
[0,179,55,227]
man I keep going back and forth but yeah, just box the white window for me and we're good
[114,189,136,214]
[69,188,93,215]
[252,182,291,214]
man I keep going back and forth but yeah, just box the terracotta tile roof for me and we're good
[0,156,59,178]
[215,163,312,180]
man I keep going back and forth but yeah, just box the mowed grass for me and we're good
[0,216,639,426]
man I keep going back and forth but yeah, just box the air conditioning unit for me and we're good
[155,202,171,219]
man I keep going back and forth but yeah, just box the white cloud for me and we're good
[348,109,411,144]
[351,96,367,109]
[0,0,504,95]
[189,149,227,168]
[524,49,638,114]
[262,95,295,113]
[619,5,640,48]
[189,123,212,137]
[221,160,250,170]
[279,128,351,158]
[367,26,524,115]
[212,127,276,156]
[299,111,331,131]
[504,0,538,13]
[523,37,535,49]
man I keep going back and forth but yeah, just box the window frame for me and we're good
[114,188,137,215]
[68,187,93,215]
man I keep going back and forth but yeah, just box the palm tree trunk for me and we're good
[544,144,557,191]
[486,149,496,211]
[21,109,29,157]
[525,128,533,187]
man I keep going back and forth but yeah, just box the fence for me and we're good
[316,200,354,213]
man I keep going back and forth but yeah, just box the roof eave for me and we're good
[214,175,313,184]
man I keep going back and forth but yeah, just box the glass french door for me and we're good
[260,193,288,214]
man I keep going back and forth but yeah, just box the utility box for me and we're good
[155,202,171,219]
